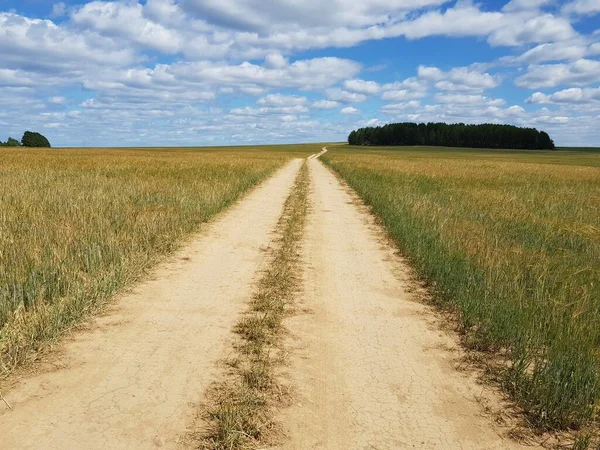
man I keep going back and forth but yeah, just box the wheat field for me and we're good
[0,145,314,378]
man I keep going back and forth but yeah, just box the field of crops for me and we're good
[323,146,600,432]
[0,145,314,377]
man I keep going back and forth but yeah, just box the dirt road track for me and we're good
[0,152,537,450]
[0,159,302,450]
[277,157,534,450]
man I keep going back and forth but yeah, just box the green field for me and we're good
[323,145,600,432]
[0,145,316,378]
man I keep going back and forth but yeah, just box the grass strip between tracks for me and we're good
[200,160,309,449]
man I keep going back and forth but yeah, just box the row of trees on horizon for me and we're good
[0,131,51,148]
[348,122,556,150]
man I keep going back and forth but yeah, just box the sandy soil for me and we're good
[277,157,535,450]
[0,159,302,450]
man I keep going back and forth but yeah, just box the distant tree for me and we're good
[6,137,20,147]
[347,122,556,150]
[21,131,51,148]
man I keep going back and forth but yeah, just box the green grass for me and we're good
[0,145,316,379]
[203,161,309,449]
[323,145,600,433]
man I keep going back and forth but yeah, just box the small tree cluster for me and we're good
[0,137,21,147]
[21,131,51,148]
[348,122,555,150]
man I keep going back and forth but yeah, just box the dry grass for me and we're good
[200,161,309,449]
[323,146,600,441]
[0,145,316,380]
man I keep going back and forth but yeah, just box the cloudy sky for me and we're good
[0,0,599,147]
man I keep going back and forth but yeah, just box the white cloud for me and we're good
[341,106,359,114]
[257,94,307,106]
[71,1,184,54]
[343,79,380,95]
[562,0,600,15]
[40,0,579,63]
[49,96,67,104]
[418,66,444,80]
[417,65,500,92]
[1,1,599,147]
[527,87,600,104]
[180,0,447,33]
[228,105,310,118]
[488,13,576,46]
[87,57,361,96]
[515,41,589,63]
[381,100,421,112]
[326,88,368,103]
[392,4,576,47]
[516,59,600,88]
[382,77,429,98]
[503,0,551,12]
[435,94,506,105]
[0,13,135,71]
[381,89,426,101]
[264,53,288,69]
[312,100,340,109]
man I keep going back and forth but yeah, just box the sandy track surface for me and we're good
[278,157,534,450]
[0,159,302,450]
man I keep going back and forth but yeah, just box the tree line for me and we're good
[0,131,51,148]
[348,122,555,150]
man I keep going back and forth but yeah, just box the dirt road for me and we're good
[1,151,534,450]
[277,157,532,449]
[0,159,302,450]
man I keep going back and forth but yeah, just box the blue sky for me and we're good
[0,0,599,147]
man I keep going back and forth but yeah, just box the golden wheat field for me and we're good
[0,145,315,377]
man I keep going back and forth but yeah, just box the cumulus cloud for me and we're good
[381,89,426,101]
[343,79,380,95]
[37,0,580,63]
[417,65,500,92]
[0,13,135,72]
[180,0,447,33]
[515,41,589,63]
[326,88,368,103]
[390,3,576,47]
[562,0,600,15]
[312,100,340,109]
[527,87,600,104]
[516,59,600,88]
[71,1,184,54]
[381,101,421,112]
[341,106,359,114]
[503,0,552,12]
[1,0,599,147]
[257,94,307,106]
[487,13,576,47]
[435,94,506,105]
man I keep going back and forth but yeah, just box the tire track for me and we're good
[277,158,537,449]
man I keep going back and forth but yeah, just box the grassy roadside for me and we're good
[0,146,314,381]
[322,146,600,441]
[200,160,309,449]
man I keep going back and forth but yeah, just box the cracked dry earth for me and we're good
[276,157,537,450]
[0,160,302,450]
